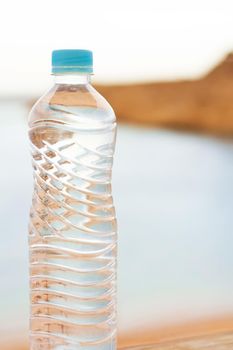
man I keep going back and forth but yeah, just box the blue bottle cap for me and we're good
[52,49,93,74]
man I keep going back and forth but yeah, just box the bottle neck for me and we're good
[53,74,91,85]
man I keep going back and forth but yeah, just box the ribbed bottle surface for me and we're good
[28,99,117,350]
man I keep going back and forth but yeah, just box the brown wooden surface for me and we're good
[118,316,233,348]
[121,331,233,349]
[3,315,233,350]
[4,332,233,350]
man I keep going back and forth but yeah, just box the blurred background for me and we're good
[1,0,233,349]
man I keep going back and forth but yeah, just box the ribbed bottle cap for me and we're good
[52,49,93,74]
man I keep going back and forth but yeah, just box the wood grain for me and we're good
[121,331,233,349]
[4,315,233,349]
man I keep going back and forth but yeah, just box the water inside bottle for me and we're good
[29,105,117,350]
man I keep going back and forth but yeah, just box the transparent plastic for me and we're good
[28,74,117,350]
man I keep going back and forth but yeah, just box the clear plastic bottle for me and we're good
[28,50,117,350]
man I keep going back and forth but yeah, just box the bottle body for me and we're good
[28,75,117,350]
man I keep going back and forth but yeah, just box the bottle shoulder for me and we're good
[29,83,116,128]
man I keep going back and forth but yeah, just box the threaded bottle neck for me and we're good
[54,74,91,85]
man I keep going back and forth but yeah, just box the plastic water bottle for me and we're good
[28,50,117,350]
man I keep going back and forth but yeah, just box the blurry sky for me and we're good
[0,0,233,97]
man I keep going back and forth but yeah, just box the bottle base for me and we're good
[30,335,116,350]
